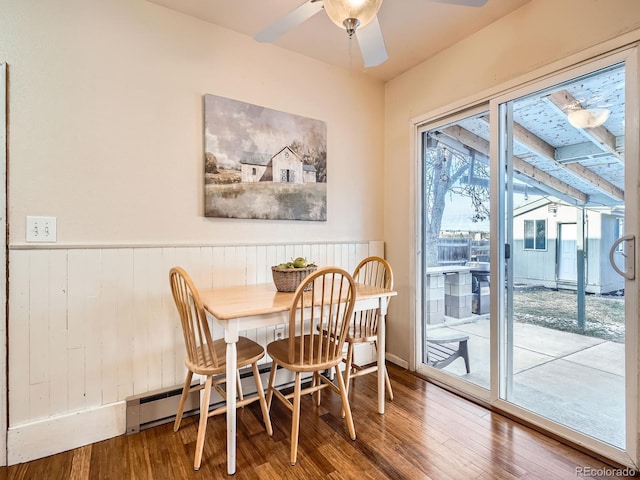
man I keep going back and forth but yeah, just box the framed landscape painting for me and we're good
[203,94,327,221]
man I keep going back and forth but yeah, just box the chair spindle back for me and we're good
[352,257,394,337]
[288,267,356,367]
[169,267,219,370]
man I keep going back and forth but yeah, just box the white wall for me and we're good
[384,0,640,366]
[1,0,385,244]
[0,0,387,464]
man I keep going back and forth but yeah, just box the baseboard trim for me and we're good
[7,402,126,465]
[386,352,408,369]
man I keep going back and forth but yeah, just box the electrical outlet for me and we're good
[274,325,285,341]
[26,216,57,242]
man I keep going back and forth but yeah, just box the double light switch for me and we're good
[26,216,57,242]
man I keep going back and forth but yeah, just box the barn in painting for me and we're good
[240,146,317,184]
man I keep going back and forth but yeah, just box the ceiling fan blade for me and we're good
[355,16,388,67]
[430,0,488,7]
[254,1,324,43]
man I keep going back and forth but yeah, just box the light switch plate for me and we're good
[26,216,57,242]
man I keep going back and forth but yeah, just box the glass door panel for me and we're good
[419,109,491,390]
[499,62,627,448]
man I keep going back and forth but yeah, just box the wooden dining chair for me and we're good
[265,266,357,466]
[343,256,394,402]
[169,266,273,471]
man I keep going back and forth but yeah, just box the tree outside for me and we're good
[423,134,490,267]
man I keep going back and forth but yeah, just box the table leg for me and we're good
[225,320,239,475]
[377,298,387,414]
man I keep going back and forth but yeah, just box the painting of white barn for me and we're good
[240,146,317,184]
[203,94,326,221]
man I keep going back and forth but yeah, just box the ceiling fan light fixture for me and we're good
[324,0,383,35]
[567,108,610,129]
[342,17,360,36]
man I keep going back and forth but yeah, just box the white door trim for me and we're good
[1,62,8,467]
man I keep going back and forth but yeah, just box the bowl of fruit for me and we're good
[271,257,318,292]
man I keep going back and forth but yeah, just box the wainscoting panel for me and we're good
[7,240,383,463]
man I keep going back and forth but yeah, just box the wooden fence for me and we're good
[438,238,489,265]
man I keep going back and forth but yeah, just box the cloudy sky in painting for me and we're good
[204,94,326,170]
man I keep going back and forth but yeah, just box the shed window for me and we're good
[524,219,546,250]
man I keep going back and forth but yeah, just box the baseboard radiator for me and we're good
[126,383,199,435]
[125,364,306,434]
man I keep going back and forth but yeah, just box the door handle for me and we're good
[609,234,635,280]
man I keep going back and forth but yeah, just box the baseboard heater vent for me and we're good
[126,383,200,435]
[125,364,281,435]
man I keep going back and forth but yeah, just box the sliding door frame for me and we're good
[412,40,640,468]
[489,47,638,468]
[413,103,492,402]
[1,63,7,467]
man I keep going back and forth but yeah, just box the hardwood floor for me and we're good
[1,364,635,479]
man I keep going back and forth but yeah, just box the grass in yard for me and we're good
[513,287,625,343]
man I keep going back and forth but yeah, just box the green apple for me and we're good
[293,257,307,268]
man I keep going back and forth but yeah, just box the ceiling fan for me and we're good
[254,0,488,68]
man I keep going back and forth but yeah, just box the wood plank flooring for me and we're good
[1,364,635,479]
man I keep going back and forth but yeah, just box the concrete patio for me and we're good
[426,316,625,448]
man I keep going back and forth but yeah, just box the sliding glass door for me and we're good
[418,48,639,465]
[419,107,491,392]
[498,60,630,450]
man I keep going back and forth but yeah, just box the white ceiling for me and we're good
[145,0,533,81]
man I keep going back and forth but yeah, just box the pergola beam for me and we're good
[555,141,614,163]
[480,115,624,202]
[440,125,588,204]
[546,90,623,163]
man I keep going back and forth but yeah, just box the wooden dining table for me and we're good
[198,281,397,475]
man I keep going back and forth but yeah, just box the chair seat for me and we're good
[268,335,342,373]
[319,323,376,343]
[346,324,377,343]
[186,336,266,376]
[426,334,470,373]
